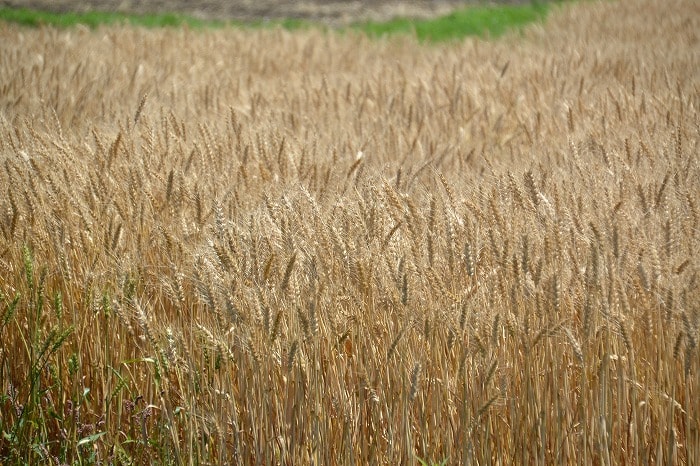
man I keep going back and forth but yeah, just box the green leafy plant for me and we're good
[1,247,74,462]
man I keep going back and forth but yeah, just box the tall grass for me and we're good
[0,0,698,463]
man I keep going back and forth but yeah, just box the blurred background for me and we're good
[1,0,534,24]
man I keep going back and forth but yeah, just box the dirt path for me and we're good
[2,0,523,25]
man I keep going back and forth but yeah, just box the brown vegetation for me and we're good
[0,0,699,463]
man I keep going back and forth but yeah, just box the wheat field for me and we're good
[1,0,699,464]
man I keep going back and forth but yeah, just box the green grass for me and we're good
[0,2,556,41]
[0,7,217,29]
[356,2,552,41]
[0,7,314,30]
